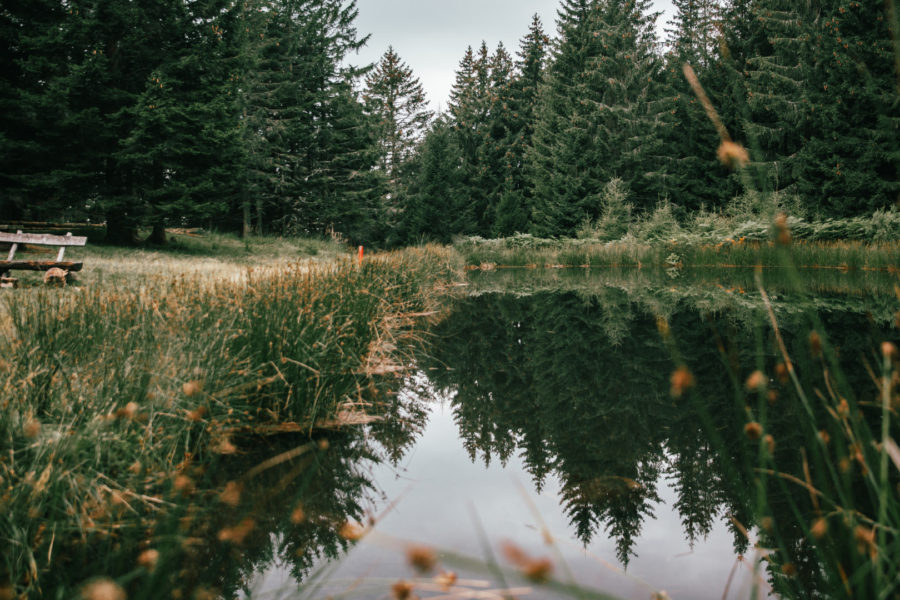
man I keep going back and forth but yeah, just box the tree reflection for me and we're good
[421,285,896,580]
[28,370,432,599]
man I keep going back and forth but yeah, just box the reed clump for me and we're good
[0,244,460,597]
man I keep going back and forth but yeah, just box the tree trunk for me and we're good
[104,208,139,246]
[147,221,166,245]
[242,193,252,238]
[255,197,263,234]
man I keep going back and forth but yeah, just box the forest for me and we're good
[2,0,898,246]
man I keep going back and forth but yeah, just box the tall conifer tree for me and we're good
[493,15,549,236]
[529,0,667,237]
[364,46,432,238]
[795,0,900,216]
[661,0,735,212]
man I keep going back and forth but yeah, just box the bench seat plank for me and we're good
[0,261,83,272]
[0,232,88,246]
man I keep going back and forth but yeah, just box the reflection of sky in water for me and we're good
[246,399,770,599]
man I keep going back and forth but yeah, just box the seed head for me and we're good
[434,571,457,590]
[837,398,850,419]
[809,331,823,358]
[339,521,364,541]
[855,525,877,558]
[137,549,159,572]
[24,419,41,439]
[781,562,798,577]
[182,380,202,397]
[173,475,194,496]
[290,504,306,524]
[218,518,256,545]
[810,518,828,539]
[391,580,416,600]
[775,213,791,245]
[764,434,776,454]
[775,362,790,384]
[80,579,126,600]
[219,481,242,507]
[670,367,695,398]
[717,141,749,169]
[406,545,437,574]
[502,542,554,583]
[744,421,763,441]
[115,402,139,419]
[745,370,766,391]
[522,558,554,583]
[882,342,896,358]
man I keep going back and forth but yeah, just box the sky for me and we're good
[351,0,675,112]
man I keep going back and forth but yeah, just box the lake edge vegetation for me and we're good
[0,243,462,598]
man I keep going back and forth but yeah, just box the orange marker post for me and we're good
[357,245,364,265]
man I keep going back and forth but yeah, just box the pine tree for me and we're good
[401,116,467,243]
[493,15,550,236]
[661,0,736,212]
[795,0,900,216]
[120,0,238,243]
[740,0,815,197]
[363,46,432,236]
[364,46,432,183]
[529,0,668,237]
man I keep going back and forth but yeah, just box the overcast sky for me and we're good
[351,0,675,111]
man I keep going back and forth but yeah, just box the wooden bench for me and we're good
[0,230,87,287]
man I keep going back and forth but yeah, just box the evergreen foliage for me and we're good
[493,15,549,237]
[1,0,898,243]
[795,0,900,216]
[364,46,432,238]
[529,0,667,237]
[661,0,736,213]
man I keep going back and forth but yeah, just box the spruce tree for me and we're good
[234,0,381,240]
[795,0,900,216]
[120,0,238,243]
[363,46,432,236]
[364,46,432,182]
[661,0,735,212]
[476,42,516,236]
[0,1,73,220]
[530,0,667,237]
[493,15,549,236]
[447,43,493,236]
[401,117,467,243]
[740,0,814,197]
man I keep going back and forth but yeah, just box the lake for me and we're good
[241,266,900,599]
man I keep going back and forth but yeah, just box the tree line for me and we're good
[2,0,898,245]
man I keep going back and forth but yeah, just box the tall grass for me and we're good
[0,244,461,598]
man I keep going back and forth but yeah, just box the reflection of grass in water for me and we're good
[0,243,461,598]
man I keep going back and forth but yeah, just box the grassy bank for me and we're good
[457,212,900,272]
[0,239,461,597]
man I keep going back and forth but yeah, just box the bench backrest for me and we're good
[1,231,88,262]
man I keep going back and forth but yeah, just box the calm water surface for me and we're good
[244,267,899,599]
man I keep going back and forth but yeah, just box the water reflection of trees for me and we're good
[33,374,431,599]
[420,288,895,579]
